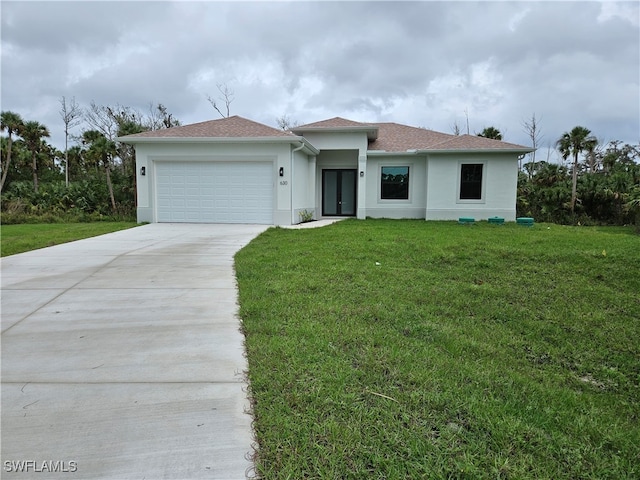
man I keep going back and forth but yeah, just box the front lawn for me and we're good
[236,219,639,479]
[0,222,138,257]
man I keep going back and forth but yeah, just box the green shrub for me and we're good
[1,175,136,222]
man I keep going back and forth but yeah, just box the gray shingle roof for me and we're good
[297,118,532,152]
[122,115,295,139]
[295,117,373,128]
[367,122,455,151]
[427,134,532,151]
[121,115,533,152]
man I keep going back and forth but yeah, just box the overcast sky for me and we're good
[2,1,638,157]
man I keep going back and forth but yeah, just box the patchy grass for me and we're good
[0,222,138,257]
[235,219,640,479]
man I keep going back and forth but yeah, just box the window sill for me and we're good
[378,198,412,204]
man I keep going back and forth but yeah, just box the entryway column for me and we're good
[309,156,316,218]
[357,154,367,219]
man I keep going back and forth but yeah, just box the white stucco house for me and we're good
[118,116,533,225]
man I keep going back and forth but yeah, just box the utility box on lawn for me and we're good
[516,217,535,226]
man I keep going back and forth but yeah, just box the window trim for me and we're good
[456,161,486,204]
[379,165,411,202]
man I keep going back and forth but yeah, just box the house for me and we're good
[118,115,533,225]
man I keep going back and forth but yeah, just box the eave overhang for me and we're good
[367,147,535,156]
[366,150,420,156]
[292,126,379,140]
[422,147,535,155]
[117,135,320,155]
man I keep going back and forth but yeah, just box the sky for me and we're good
[1,1,639,158]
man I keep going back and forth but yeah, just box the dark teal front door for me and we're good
[322,169,357,216]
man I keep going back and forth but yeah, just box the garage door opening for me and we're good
[155,161,273,224]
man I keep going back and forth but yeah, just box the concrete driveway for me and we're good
[1,223,268,479]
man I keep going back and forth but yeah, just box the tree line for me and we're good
[1,103,639,227]
[473,122,639,227]
[1,99,180,223]
[518,126,639,227]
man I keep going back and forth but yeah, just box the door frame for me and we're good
[321,168,357,216]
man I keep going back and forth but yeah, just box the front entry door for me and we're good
[322,169,357,216]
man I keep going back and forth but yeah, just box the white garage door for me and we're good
[156,161,273,224]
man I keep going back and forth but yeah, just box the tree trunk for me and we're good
[570,152,578,213]
[105,163,116,212]
[32,151,39,193]
[64,129,69,187]
[0,135,12,193]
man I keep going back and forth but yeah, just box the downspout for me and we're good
[291,141,306,225]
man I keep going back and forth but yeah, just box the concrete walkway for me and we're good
[281,218,346,229]
[1,223,268,479]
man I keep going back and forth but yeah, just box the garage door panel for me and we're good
[155,161,273,224]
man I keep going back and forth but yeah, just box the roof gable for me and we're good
[121,115,295,139]
[293,117,379,140]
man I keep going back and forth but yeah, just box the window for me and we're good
[381,166,409,199]
[459,164,483,200]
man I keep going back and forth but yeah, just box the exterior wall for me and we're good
[425,152,519,221]
[134,141,292,224]
[364,155,427,219]
[291,149,316,224]
[302,131,368,153]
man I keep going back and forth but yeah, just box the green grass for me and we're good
[0,222,138,257]
[235,219,640,479]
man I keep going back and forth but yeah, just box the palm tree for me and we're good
[556,126,597,213]
[66,145,84,180]
[20,120,50,193]
[0,111,24,193]
[82,130,118,211]
[477,126,503,140]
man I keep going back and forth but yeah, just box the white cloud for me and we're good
[598,1,639,27]
[508,7,532,32]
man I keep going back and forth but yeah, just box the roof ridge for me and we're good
[295,117,374,128]
[368,121,456,134]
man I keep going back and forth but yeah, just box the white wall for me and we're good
[302,131,368,153]
[364,155,427,219]
[425,152,519,221]
[291,148,316,223]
